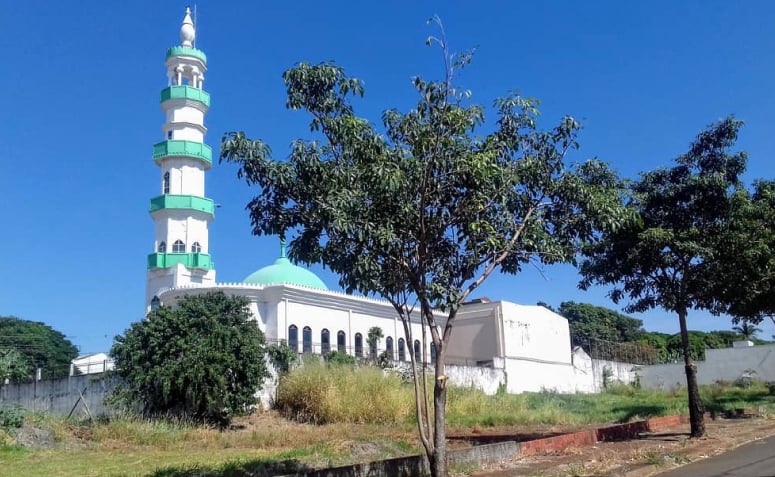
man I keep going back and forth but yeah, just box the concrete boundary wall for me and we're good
[0,374,118,417]
[640,344,775,390]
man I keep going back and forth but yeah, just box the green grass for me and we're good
[2,371,774,477]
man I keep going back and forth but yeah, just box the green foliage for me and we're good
[109,292,270,425]
[0,348,31,383]
[366,326,384,359]
[323,350,355,366]
[732,322,762,340]
[558,301,645,345]
[267,341,298,375]
[0,407,25,429]
[711,180,775,324]
[0,316,78,380]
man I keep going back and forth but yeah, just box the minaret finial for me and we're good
[280,239,287,259]
[180,7,196,47]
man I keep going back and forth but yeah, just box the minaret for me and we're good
[145,8,216,310]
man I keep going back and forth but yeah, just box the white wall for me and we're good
[500,302,572,365]
[640,344,775,390]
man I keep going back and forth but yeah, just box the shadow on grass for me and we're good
[703,389,775,415]
[611,405,672,424]
[148,459,314,477]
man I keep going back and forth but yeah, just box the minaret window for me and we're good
[158,241,166,253]
[191,242,202,253]
[172,240,185,253]
[163,172,170,194]
[167,131,173,140]
[150,296,161,311]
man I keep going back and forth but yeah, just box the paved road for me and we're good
[657,436,775,477]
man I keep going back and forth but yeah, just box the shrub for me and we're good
[0,407,25,429]
[110,292,270,426]
[323,351,355,366]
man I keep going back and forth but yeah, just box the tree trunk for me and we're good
[429,358,448,477]
[677,307,705,437]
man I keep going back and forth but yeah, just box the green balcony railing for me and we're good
[152,140,212,165]
[147,252,213,270]
[160,85,210,107]
[149,194,214,217]
[165,46,207,64]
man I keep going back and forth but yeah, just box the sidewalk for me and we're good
[470,418,775,477]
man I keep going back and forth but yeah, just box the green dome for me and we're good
[243,242,327,289]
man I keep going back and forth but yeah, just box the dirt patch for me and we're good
[469,418,775,477]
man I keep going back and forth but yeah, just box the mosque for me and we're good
[145,9,595,393]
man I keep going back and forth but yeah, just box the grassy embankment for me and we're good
[1,362,773,477]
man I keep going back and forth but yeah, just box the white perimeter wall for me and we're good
[639,344,775,390]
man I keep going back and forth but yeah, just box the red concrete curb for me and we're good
[520,414,693,457]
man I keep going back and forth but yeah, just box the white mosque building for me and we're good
[145,9,610,394]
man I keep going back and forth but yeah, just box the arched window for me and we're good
[430,342,437,364]
[414,340,422,363]
[163,171,170,194]
[385,336,394,359]
[354,333,363,357]
[321,329,331,355]
[398,338,406,362]
[288,325,298,352]
[172,240,185,253]
[337,331,346,353]
[150,296,161,311]
[191,242,202,253]
[157,241,166,253]
[302,326,312,354]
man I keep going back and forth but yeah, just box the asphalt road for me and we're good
[657,436,775,477]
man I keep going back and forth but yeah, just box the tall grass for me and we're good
[275,361,412,424]
[276,364,775,428]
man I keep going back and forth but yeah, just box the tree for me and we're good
[366,326,384,360]
[220,22,628,477]
[557,302,645,346]
[580,117,747,437]
[0,316,78,379]
[732,322,762,340]
[0,348,31,383]
[712,180,775,330]
[110,292,269,425]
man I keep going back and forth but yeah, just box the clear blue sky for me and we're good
[1,1,773,354]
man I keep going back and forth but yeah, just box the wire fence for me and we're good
[574,337,662,365]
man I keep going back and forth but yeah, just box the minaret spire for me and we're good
[180,7,195,47]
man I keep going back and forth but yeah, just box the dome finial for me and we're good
[280,239,287,259]
[180,6,196,47]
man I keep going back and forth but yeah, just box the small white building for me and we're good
[72,353,114,375]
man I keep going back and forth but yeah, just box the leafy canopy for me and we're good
[110,292,269,425]
[221,42,629,475]
[580,117,747,316]
[712,180,775,326]
[0,316,78,380]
